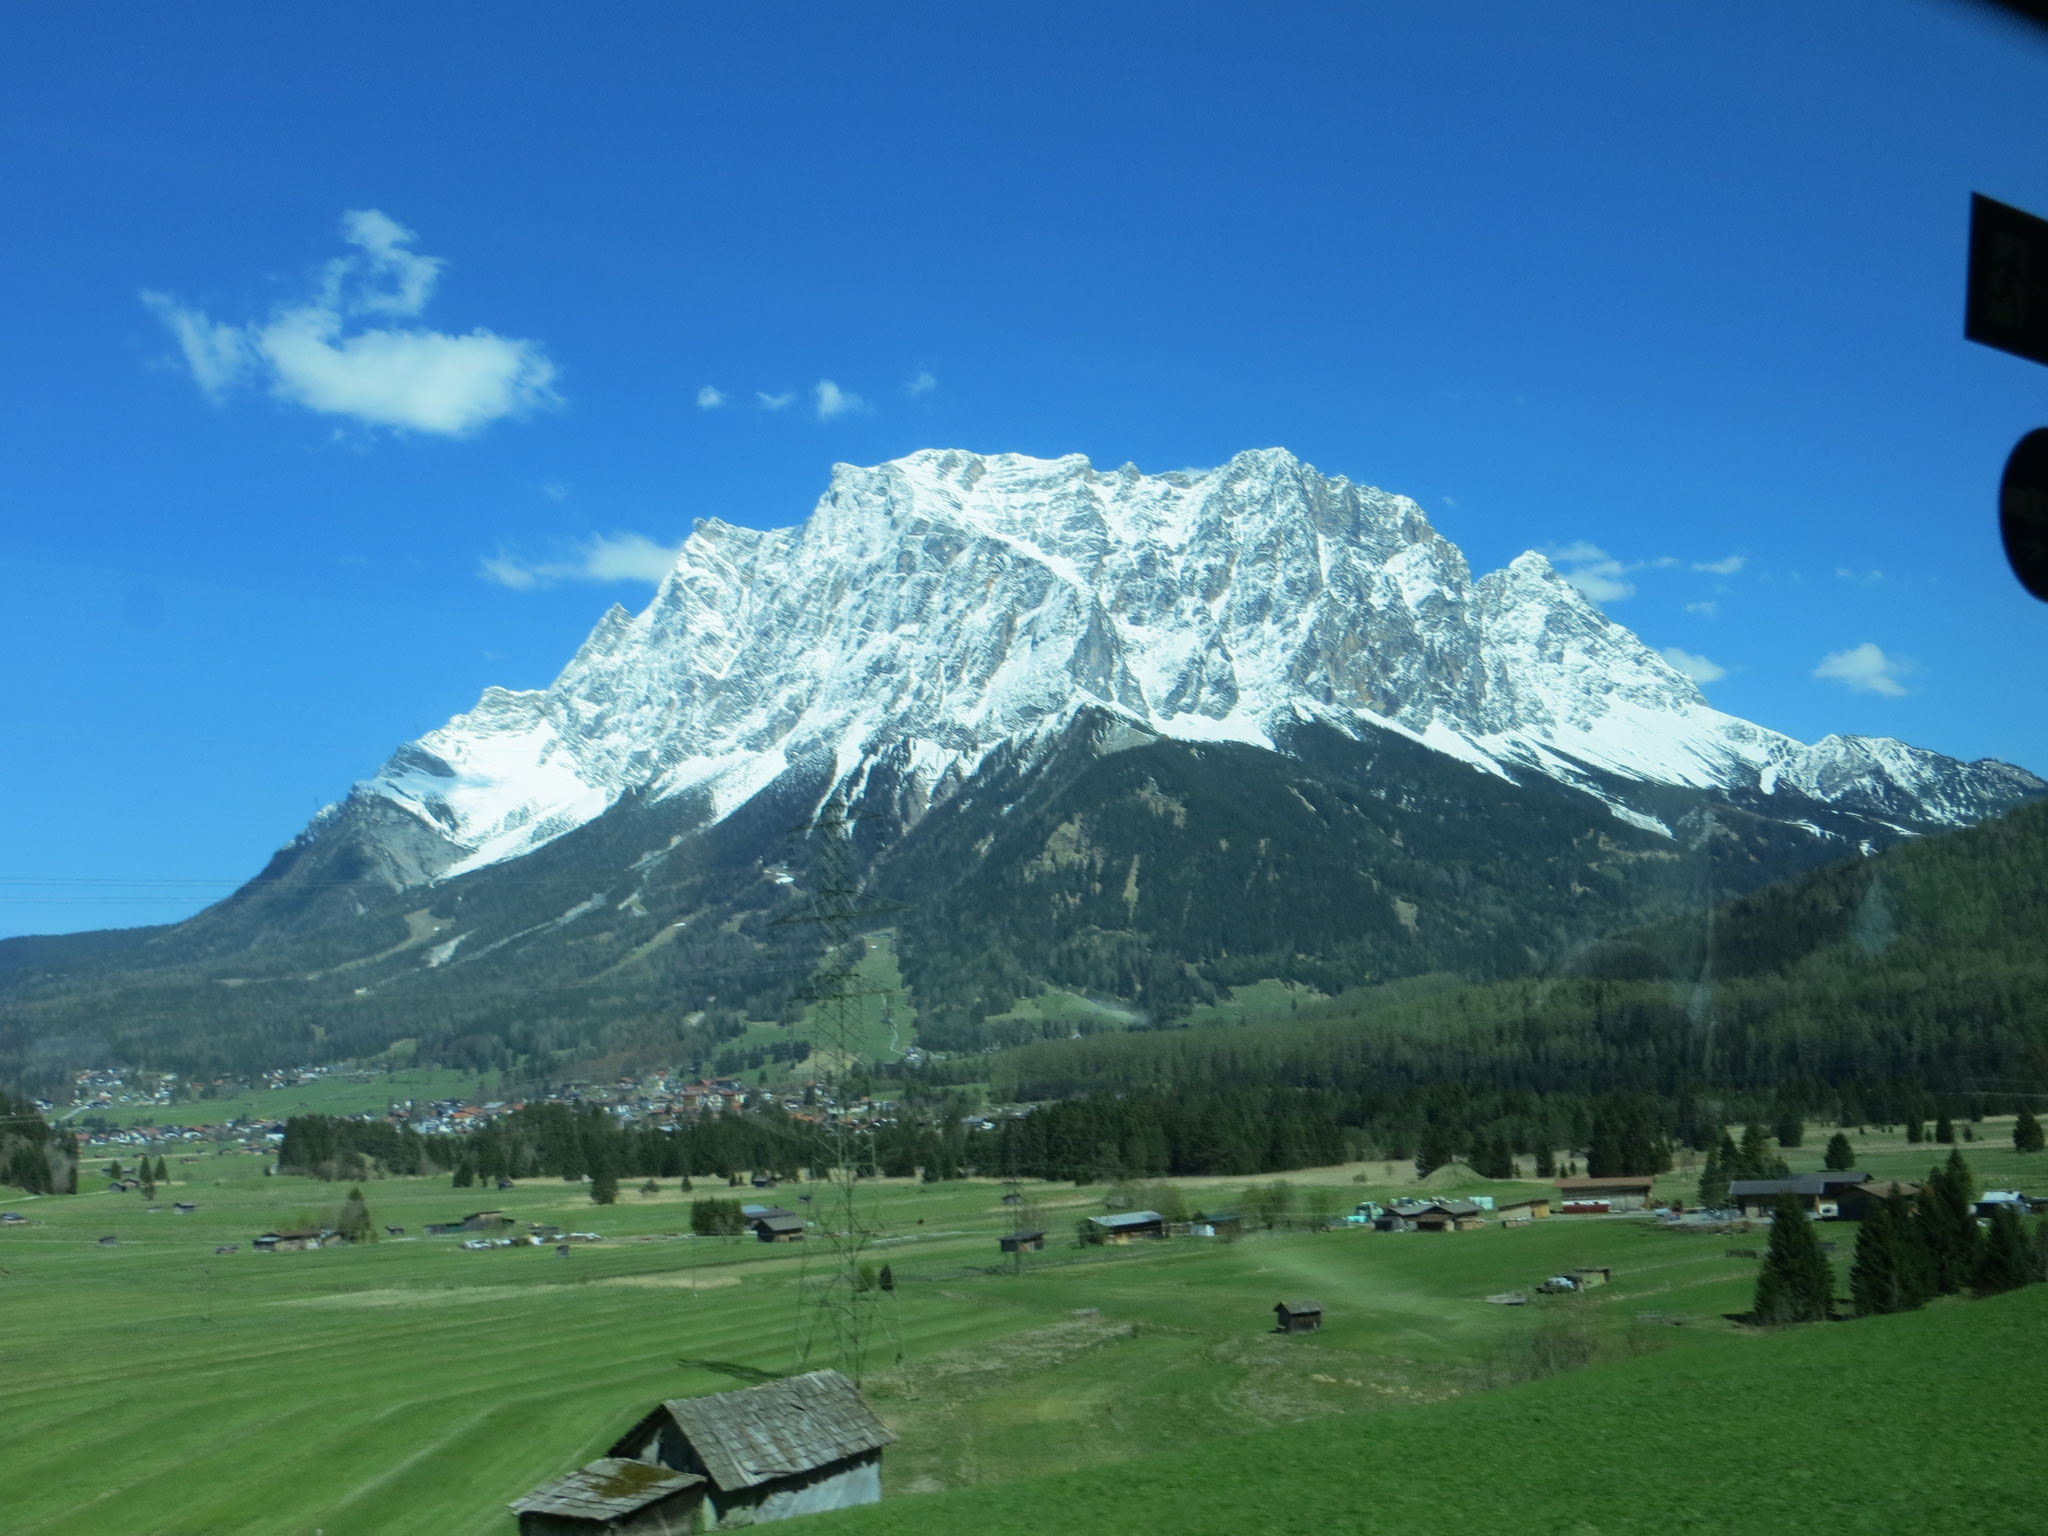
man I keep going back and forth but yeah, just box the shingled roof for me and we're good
[610,1369,895,1493]
[509,1457,703,1522]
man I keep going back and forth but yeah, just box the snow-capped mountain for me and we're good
[344,447,2038,881]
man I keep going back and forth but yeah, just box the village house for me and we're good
[1274,1299,1323,1333]
[1836,1180,1919,1221]
[1084,1210,1166,1244]
[510,1457,704,1535]
[1554,1176,1658,1213]
[1728,1171,1870,1219]
[752,1214,805,1243]
[597,1368,895,1528]
[1495,1197,1551,1222]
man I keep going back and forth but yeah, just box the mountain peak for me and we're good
[335,450,2036,877]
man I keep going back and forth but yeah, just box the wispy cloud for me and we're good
[696,385,726,410]
[1693,554,1746,575]
[1814,642,1912,697]
[480,532,682,590]
[757,391,794,411]
[1684,600,1718,616]
[1835,567,1885,585]
[814,379,866,420]
[1543,542,1637,603]
[1659,647,1727,685]
[906,369,937,397]
[143,210,557,436]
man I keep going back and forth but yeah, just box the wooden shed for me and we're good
[607,1368,896,1529]
[1554,1177,1656,1212]
[510,1457,705,1534]
[1084,1210,1166,1244]
[1274,1299,1324,1334]
[998,1229,1046,1254]
[752,1214,806,1243]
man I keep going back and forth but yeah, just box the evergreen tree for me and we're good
[1916,1160,1979,1295]
[1736,1123,1771,1180]
[1753,1191,1834,1325]
[590,1160,619,1206]
[2014,1109,2045,1155]
[1850,1196,1916,1316]
[1934,1113,1955,1144]
[1906,1118,1925,1145]
[1945,1146,1979,1206]
[1823,1132,1856,1171]
[337,1186,373,1243]
[153,1156,169,1183]
[1533,1145,1556,1179]
[1773,1109,1804,1150]
[138,1160,156,1199]
[878,1263,895,1292]
[1974,1207,2031,1297]
[452,1161,475,1189]
[1696,1148,1729,1211]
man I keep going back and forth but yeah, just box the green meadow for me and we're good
[1,1124,2042,1535]
[67,1067,486,1131]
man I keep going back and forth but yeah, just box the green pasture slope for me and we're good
[0,1141,2042,1535]
[68,1067,486,1130]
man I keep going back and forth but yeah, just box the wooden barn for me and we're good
[605,1368,895,1528]
[510,1457,704,1535]
[1274,1299,1323,1334]
[1084,1210,1165,1244]
[1554,1176,1656,1213]
[998,1229,1046,1254]
[752,1214,806,1243]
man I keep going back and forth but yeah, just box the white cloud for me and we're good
[1693,554,1746,575]
[757,391,794,410]
[1836,567,1885,585]
[1685,600,1718,616]
[142,210,557,436]
[814,378,866,420]
[696,385,726,410]
[1659,647,1727,685]
[1813,642,1912,697]
[480,532,683,590]
[1543,542,1637,604]
[541,481,570,502]
[906,370,937,396]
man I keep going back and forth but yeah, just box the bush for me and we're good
[691,1198,745,1237]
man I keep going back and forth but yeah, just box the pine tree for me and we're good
[1945,1146,1979,1206]
[138,1160,156,1199]
[590,1160,619,1206]
[2014,1109,2045,1155]
[1916,1160,1979,1295]
[878,1263,895,1292]
[153,1156,169,1184]
[453,1161,475,1189]
[1534,1145,1556,1179]
[1773,1109,1804,1150]
[1696,1148,1729,1211]
[1973,1207,2031,1297]
[338,1186,373,1243]
[1850,1197,1914,1316]
[1934,1113,1955,1145]
[1906,1118,1925,1145]
[1736,1123,1770,1180]
[1823,1132,1856,1171]
[1753,1191,1833,1325]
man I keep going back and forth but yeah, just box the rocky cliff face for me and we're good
[329,447,2040,886]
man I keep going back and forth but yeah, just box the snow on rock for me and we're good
[334,448,2041,875]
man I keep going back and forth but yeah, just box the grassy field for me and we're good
[2,1128,2041,1535]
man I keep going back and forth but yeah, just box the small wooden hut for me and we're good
[1274,1299,1324,1334]
[606,1368,895,1528]
[998,1229,1046,1254]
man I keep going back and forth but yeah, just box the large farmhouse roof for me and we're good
[1554,1176,1657,1192]
[1088,1210,1164,1229]
[610,1369,895,1493]
[510,1457,702,1522]
[1730,1172,1872,1198]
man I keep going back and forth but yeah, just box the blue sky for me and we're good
[5,3,2048,936]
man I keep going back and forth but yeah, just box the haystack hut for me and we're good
[510,1457,704,1534]
[1274,1299,1324,1334]
[606,1369,895,1528]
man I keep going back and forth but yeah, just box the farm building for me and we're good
[1274,1299,1323,1333]
[173,1202,196,1215]
[752,1214,806,1243]
[1728,1171,1870,1219]
[1554,1176,1657,1212]
[998,1230,1046,1254]
[254,1227,336,1252]
[463,1210,508,1232]
[1495,1197,1551,1221]
[1407,1199,1487,1232]
[510,1457,704,1534]
[604,1368,895,1528]
[1084,1211,1166,1244]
